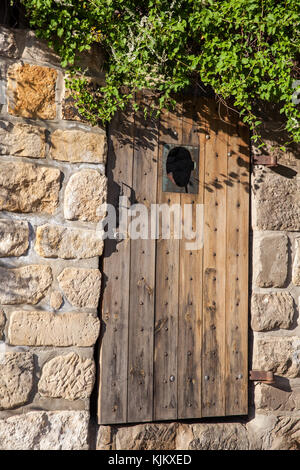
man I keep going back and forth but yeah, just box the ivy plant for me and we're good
[17,0,300,144]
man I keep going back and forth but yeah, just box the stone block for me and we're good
[20,30,60,65]
[38,352,95,400]
[0,219,29,257]
[35,224,104,259]
[0,352,34,410]
[253,166,300,231]
[253,336,300,378]
[176,423,249,450]
[0,120,46,158]
[253,232,288,287]
[0,264,52,305]
[0,26,18,58]
[0,411,89,450]
[49,291,63,310]
[50,129,107,163]
[255,382,300,412]
[57,267,101,308]
[8,63,57,119]
[8,311,100,347]
[0,161,61,215]
[64,169,107,222]
[115,423,177,450]
[251,292,294,331]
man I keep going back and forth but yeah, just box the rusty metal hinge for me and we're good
[252,154,278,167]
[249,370,275,384]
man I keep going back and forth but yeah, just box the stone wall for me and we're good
[0,26,106,450]
[1,25,300,451]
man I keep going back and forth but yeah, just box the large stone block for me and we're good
[0,219,29,257]
[64,169,107,222]
[251,292,294,331]
[255,383,300,412]
[292,238,300,285]
[50,129,107,163]
[0,352,34,410]
[0,161,61,215]
[57,267,101,308]
[20,30,60,65]
[35,224,104,259]
[8,63,57,119]
[0,411,89,450]
[253,232,288,287]
[115,423,177,450]
[0,265,52,305]
[253,336,300,378]
[0,27,18,58]
[38,352,95,400]
[176,423,249,450]
[0,120,46,158]
[270,417,300,450]
[253,167,300,231]
[8,311,100,347]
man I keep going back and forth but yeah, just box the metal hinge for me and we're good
[252,154,278,167]
[249,370,275,384]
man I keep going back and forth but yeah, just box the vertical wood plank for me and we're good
[154,103,182,421]
[98,107,134,424]
[177,96,206,419]
[127,93,158,422]
[225,120,249,415]
[202,102,229,417]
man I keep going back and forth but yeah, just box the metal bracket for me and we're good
[252,154,278,167]
[249,370,275,385]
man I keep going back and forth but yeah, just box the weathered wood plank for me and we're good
[127,94,158,423]
[202,102,229,417]
[225,119,249,415]
[154,103,182,421]
[177,96,206,419]
[98,107,134,424]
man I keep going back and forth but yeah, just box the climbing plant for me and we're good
[14,0,300,144]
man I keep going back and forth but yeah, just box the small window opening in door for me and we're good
[162,144,199,194]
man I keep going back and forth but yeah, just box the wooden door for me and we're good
[98,94,250,424]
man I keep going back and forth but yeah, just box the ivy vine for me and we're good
[17,0,300,145]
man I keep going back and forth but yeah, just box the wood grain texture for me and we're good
[127,94,158,423]
[98,107,134,424]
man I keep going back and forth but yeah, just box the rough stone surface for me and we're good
[96,426,114,450]
[0,310,5,338]
[8,63,57,119]
[0,265,52,305]
[35,224,104,259]
[0,161,61,215]
[64,170,107,222]
[251,292,295,331]
[49,291,63,310]
[176,423,249,450]
[253,232,288,287]
[0,352,34,410]
[0,219,29,257]
[21,30,60,65]
[292,238,300,286]
[50,129,107,163]
[38,352,95,400]
[0,120,46,158]
[57,267,101,308]
[0,27,18,58]
[253,167,300,231]
[253,336,300,378]
[115,423,177,450]
[0,411,89,450]
[8,311,100,347]
[255,383,300,412]
[270,417,300,450]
